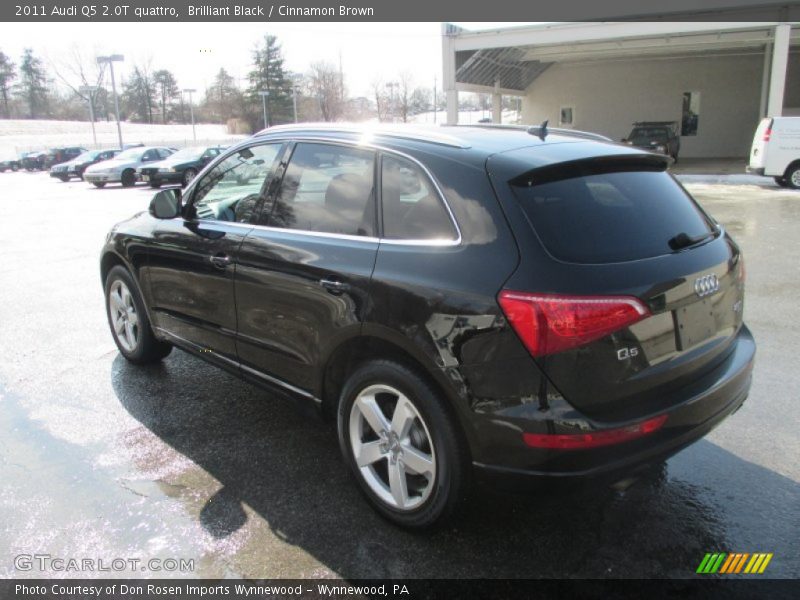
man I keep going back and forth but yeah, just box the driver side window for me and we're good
[191,144,282,223]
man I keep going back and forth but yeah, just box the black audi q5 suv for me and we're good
[101,123,754,528]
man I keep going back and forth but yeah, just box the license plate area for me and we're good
[674,299,716,350]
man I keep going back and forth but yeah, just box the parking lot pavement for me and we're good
[0,171,798,579]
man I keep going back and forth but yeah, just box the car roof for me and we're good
[251,122,614,157]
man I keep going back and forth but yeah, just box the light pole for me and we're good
[183,88,197,142]
[97,54,124,149]
[258,90,270,129]
[385,82,398,122]
[79,85,99,146]
[291,75,302,123]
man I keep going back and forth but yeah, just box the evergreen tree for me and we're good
[152,69,179,123]
[247,35,292,128]
[0,51,15,118]
[17,48,49,119]
[123,65,155,123]
[203,68,243,122]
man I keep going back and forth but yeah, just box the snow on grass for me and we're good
[0,119,247,156]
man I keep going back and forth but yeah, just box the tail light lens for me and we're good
[498,291,650,357]
[523,414,668,450]
[763,128,772,142]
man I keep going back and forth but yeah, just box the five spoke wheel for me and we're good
[349,384,436,511]
[109,280,139,352]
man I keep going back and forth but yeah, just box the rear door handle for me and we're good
[209,253,231,269]
[320,279,350,294]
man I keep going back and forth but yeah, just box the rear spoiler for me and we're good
[509,153,673,187]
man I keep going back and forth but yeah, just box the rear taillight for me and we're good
[497,291,650,357]
[763,128,772,142]
[522,414,668,450]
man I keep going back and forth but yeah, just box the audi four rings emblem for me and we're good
[694,274,720,297]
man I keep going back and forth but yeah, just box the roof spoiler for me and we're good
[509,153,673,187]
[449,122,612,143]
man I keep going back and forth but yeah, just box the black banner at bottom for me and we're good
[2,579,798,600]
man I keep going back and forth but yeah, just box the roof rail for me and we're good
[253,123,471,149]
[446,122,612,143]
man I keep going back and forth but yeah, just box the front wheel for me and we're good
[104,265,171,364]
[337,360,469,529]
[57,175,69,182]
[120,169,136,187]
[182,168,197,187]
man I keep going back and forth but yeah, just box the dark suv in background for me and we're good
[101,124,754,528]
[623,121,680,161]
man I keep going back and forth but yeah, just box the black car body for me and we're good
[21,150,48,171]
[100,124,754,527]
[46,146,88,168]
[50,149,120,181]
[138,146,225,188]
[623,121,680,160]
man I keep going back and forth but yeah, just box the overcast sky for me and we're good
[0,22,534,98]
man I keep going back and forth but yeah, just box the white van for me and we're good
[747,116,800,188]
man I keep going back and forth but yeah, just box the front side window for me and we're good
[265,143,376,237]
[381,154,456,241]
[190,144,282,223]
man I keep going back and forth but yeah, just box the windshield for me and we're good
[629,128,668,144]
[75,150,100,162]
[114,148,145,161]
[167,147,205,161]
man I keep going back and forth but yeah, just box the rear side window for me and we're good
[381,154,456,241]
[512,168,713,263]
[267,143,376,237]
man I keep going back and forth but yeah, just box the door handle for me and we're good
[319,279,350,294]
[209,253,231,269]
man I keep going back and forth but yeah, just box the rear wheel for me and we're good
[182,168,197,187]
[120,169,136,187]
[104,265,171,364]
[92,182,106,188]
[784,164,800,189]
[337,360,469,529]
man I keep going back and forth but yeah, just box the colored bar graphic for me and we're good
[697,552,772,575]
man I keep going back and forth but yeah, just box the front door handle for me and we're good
[209,253,231,269]
[320,279,350,294]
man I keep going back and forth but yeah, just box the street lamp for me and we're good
[385,82,398,122]
[97,54,124,149]
[78,85,99,146]
[258,90,270,128]
[182,88,197,142]
[291,75,302,123]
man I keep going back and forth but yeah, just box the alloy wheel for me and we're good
[108,280,140,352]
[790,168,800,188]
[349,384,436,511]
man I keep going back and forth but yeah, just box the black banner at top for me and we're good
[2,0,800,22]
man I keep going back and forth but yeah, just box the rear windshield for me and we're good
[511,167,714,263]
[629,128,668,143]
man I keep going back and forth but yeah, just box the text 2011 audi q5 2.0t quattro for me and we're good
[101,123,755,528]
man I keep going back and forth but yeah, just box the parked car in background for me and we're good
[50,149,120,181]
[84,146,175,188]
[46,146,88,168]
[623,121,680,161]
[0,157,21,172]
[21,150,49,171]
[100,123,753,528]
[747,117,800,188]
[138,146,225,188]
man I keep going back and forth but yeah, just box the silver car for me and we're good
[84,146,175,188]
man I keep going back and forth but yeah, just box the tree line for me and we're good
[0,35,481,133]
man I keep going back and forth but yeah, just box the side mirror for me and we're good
[149,188,182,219]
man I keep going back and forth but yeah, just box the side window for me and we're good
[157,148,172,159]
[142,149,157,162]
[190,143,282,223]
[381,154,456,241]
[265,143,375,237]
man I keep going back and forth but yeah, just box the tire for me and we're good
[784,164,800,189]
[92,182,106,188]
[182,168,197,187]
[104,265,172,364]
[57,175,69,182]
[337,360,469,529]
[120,169,136,187]
[774,176,790,188]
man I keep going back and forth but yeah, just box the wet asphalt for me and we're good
[0,171,797,579]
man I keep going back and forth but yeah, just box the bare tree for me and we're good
[397,71,413,123]
[307,61,344,122]
[45,45,107,121]
[0,51,15,118]
[370,75,388,122]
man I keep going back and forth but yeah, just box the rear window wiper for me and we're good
[668,230,717,251]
